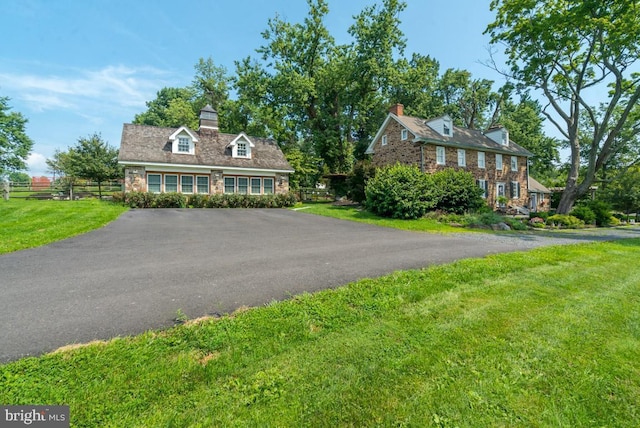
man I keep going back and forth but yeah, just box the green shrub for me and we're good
[464,211,504,227]
[431,169,485,214]
[347,160,376,203]
[546,214,585,228]
[152,192,186,208]
[528,217,546,228]
[365,164,436,219]
[119,192,297,209]
[584,200,613,226]
[529,211,550,221]
[570,205,596,225]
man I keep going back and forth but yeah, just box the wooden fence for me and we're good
[299,188,333,202]
[6,181,123,200]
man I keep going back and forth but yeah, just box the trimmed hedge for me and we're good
[431,169,485,214]
[112,192,297,209]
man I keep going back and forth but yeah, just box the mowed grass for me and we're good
[0,199,128,254]
[1,240,638,426]
[295,203,466,233]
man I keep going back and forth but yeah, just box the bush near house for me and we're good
[546,214,585,229]
[364,164,436,219]
[431,169,485,214]
[112,192,297,209]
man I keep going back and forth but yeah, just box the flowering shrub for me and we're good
[529,217,546,228]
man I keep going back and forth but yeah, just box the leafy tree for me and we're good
[387,53,442,120]
[600,165,640,215]
[52,134,120,198]
[499,95,560,177]
[0,96,34,178]
[8,171,30,183]
[191,57,231,111]
[437,69,499,129]
[133,87,198,129]
[486,0,640,213]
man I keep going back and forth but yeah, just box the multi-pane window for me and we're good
[196,176,209,194]
[476,179,488,198]
[511,156,518,171]
[251,178,261,194]
[178,137,190,152]
[237,177,249,194]
[224,177,235,194]
[181,175,194,193]
[511,181,520,199]
[148,174,161,193]
[263,178,274,194]
[443,124,450,136]
[457,149,466,167]
[436,146,445,165]
[165,175,178,192]
[496,153,503,170]
[478,152,485,169]
[237,142,247,157]
[401,129,408,140]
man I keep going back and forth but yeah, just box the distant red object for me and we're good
[31,176,51,190]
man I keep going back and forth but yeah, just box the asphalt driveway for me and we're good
[1,209,638,362]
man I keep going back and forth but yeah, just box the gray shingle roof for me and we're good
[118,124,293,171]
[389,114,533,157]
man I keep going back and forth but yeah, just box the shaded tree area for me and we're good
[0,96,34,178]
[486,0,640,213]
[133,0,560,187]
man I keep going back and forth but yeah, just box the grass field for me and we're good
[1,239,638,426]
[294,203,467,233]
[0,199,128,254]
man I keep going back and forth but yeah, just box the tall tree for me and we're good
[499,95,560,177]
[486,0,640,213]
[52,133,120,198]
[133,87,198,129]
[191,57,231,111]
[0,96,34,178]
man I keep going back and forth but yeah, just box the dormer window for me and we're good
[169,126,198,155]
[237,142,247,157]
[229,133,255,159]
[178,137,190,153]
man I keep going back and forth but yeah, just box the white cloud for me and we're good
[26,152,49,177]
[0,65,171,113]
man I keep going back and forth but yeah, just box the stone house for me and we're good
[365,104,551,212]
[118,105,294,195]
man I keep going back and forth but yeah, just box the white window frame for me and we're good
[511,156,518,171]
[224,177,235,194]
[443,123,450,136]
[196,176,209,194]
[263,177,274,194]
[381,135,388,146]
[164,174,178,192]
[237,142,247,157]
[237,177,249,195]
[477,151,485,169]
[496,153,503,170]
[401,129,408,140]
[436,146,445,165]
[180,175,194,194]
[457,149,466,167]
[147,174,161,193]
[250,177,262,195]
[496,182,506,206]
[178,137,190,153]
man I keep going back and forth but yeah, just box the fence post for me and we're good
[2,180,9,201]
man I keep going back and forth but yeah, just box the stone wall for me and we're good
[124,167,146,192]
[370,120,530,209]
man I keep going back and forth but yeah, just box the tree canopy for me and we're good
[0,96,34,178]
[486,0,640,213]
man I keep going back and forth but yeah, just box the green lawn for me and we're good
[0,199,128,254]
[294,203,468,233]
[1,240,638,426]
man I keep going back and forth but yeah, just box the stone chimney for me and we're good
[389,103,404,116]
[199,104,218,130]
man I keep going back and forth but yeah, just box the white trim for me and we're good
[164,174,178,192]
[436,146,445,165]
[496,153,503,170]
[511,156,518,171]
[196,175,210,194]
[120,161,293,174]
[457,149,466,167]
[168,126,199,143]
[365,114,395,154]
[478,151,485,169]
[250,177,262,195]
[401,129,408,140]
[228,133,255,159]
[381,135,388,146]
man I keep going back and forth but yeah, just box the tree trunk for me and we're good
[98,181,102,199]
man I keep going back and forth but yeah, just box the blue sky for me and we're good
[1,0,503,177]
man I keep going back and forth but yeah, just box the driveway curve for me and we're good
[1,209,638,362]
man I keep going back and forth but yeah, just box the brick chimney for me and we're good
[389,103,404,116]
